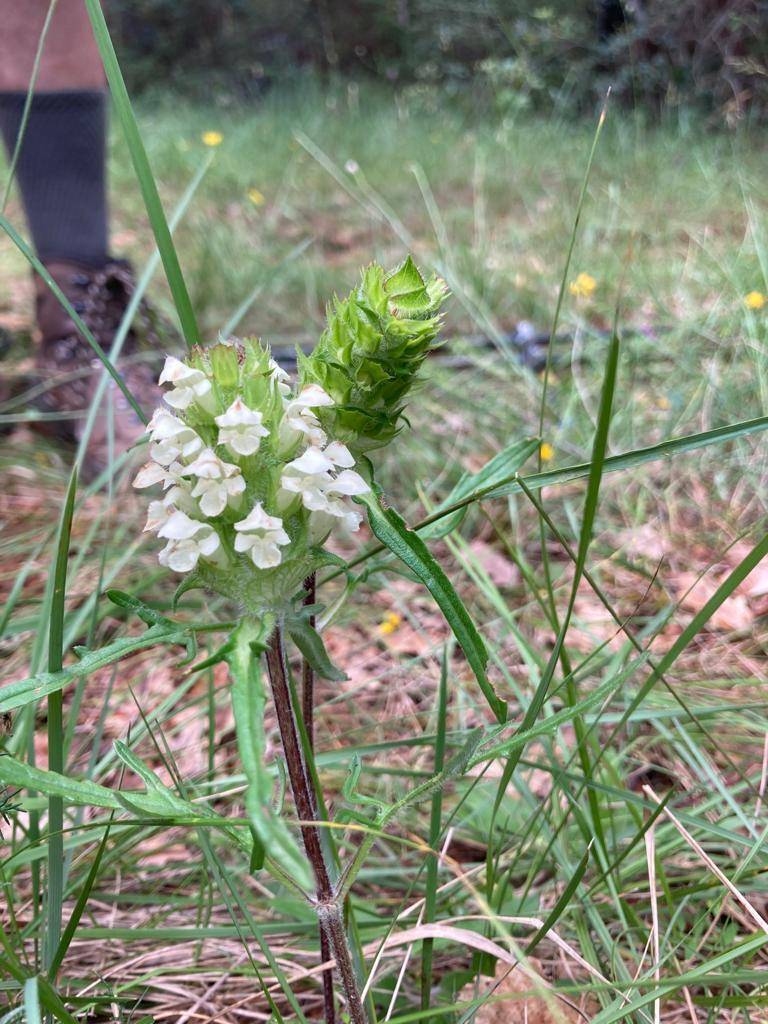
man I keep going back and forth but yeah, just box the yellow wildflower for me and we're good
[201,130,223,147]
[540,442,555,462]
[378,611,402,635]
[656,395,671,411]
[247,188,265,206]
[569,272,597,300]
[745,290,766,311]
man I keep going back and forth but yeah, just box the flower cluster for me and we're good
[133,341,370,611]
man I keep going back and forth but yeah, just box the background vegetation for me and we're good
[108,0,768,123]
[1,4,768,1022]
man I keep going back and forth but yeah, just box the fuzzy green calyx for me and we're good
[298,256,449,453]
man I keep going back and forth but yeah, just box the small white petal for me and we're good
[286,446,335,475]
[158,356,192,385]
[133,461,171,489]
[295,384,334,409]
[327,469,369,497]
[323,441,355,468]
[157,509,203,541]
[144,500,173,532]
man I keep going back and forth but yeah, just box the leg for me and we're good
[0,0,104,92]
[0,0,108,266]
[0,1,164,474]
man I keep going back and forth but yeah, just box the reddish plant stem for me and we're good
[301,572,336,1024]
[302,573,317,753]
[265,627,365,1024]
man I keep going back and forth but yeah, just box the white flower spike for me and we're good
[234,503,290,569]
[215,397,269,456]
[159,356,213,411]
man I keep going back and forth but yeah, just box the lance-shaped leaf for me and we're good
[0,623,191,714]
[226,618,312,890]
[287,616,347,682]
[422,435,539,539]
[357,488,506,723]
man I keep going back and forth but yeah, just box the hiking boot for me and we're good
[33,258,170,476]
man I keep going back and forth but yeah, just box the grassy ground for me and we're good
[1,78,768,1021]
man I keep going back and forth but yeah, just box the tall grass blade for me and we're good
[420,645,449,1010]
[1,0,58,212]
[48,822,111,979]
[83,0,200,346]
[43,464,78,976]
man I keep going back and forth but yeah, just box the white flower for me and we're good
[184,448,246,517]
[133,458,182,490]
[144,500,174,533]
[279,443,368,528]
[279,384,334,450]
[156,510,221,573]
[327,469,369,497]
[159,355,213,411]
[323,441,355,468]
[215,397,269,456]
[234,502,290,569]
[147,408,202,467]
[268,358,291,396]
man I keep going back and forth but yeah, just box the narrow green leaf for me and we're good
[23,979,41,1024]
[336,412,768,581]
[591,932,768,1024]
[420,644,449,1010]
[226,619,312,890]
[83,0,200,346]
[358,488,506,723]
[424,436,539,539]
[525,841,591,956]
[45,463,78,975]
[288,618,347,681]
[49,823,112,979]
[0,623,190,713]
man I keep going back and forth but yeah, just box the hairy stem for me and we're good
[266,626,366,1024]
[301,572,336,1024]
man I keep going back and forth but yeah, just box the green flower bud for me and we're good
[298,255,448,453]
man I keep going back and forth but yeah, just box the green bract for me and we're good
[298,256,449,453]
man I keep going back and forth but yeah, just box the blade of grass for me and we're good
[420,644,449,1011]
[330,412,768,582]
[43,464,78,976]
[48,822,111,979]
[486,330,620,902]
[83,0,200,346]
[1,0,58,212]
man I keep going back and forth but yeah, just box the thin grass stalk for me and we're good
[265,626,366,1024]
[300,573,336,1024]
[420,646,448,1010]
[1,0,59,212]
[44,466,78,980]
